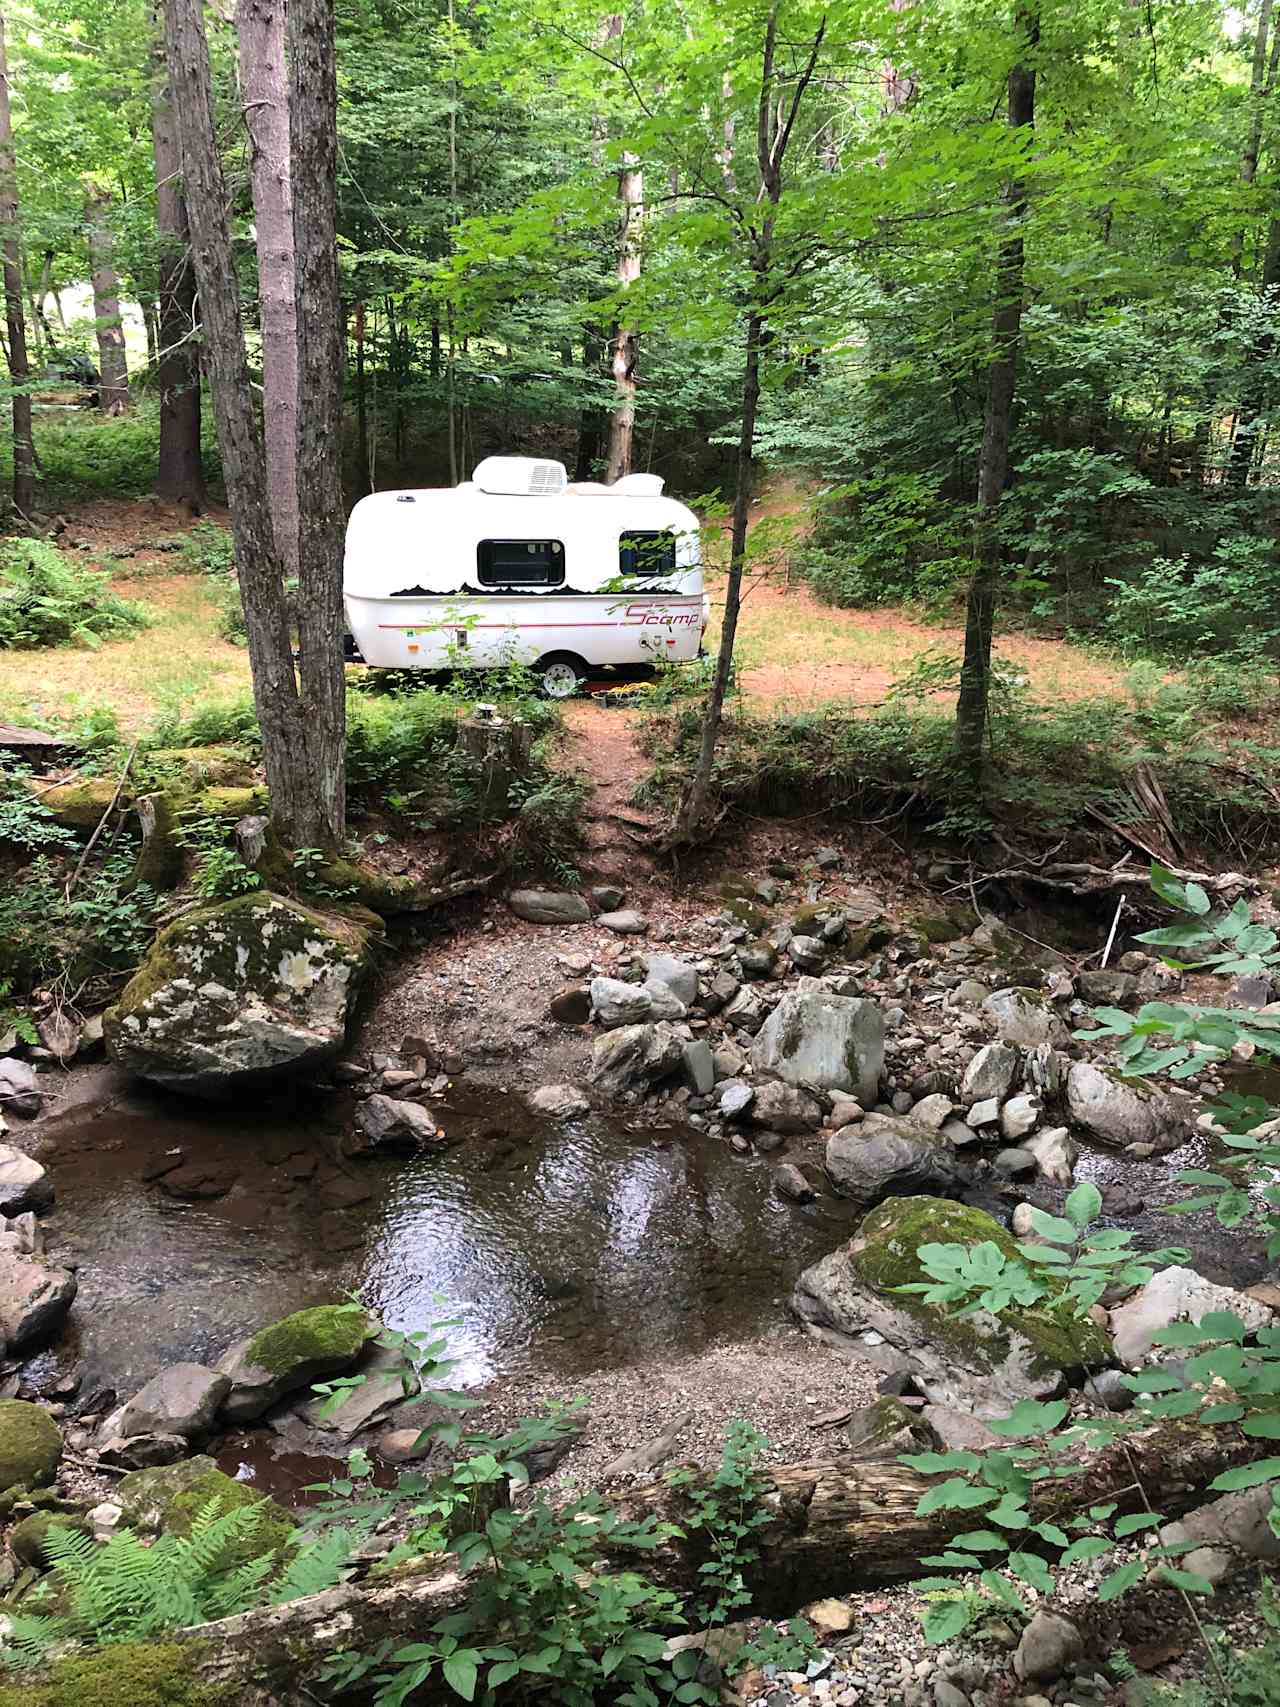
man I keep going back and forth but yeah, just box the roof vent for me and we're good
[472,456,568,496]
[611,473,665,497]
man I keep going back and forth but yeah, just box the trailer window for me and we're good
[619,530,677,576]
[477,539,565,587]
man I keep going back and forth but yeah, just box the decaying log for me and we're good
[990,860,1255,901]
[135,1419,1260,1703]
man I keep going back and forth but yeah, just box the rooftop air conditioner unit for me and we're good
[471,456,568,496]
[611,473,665,497]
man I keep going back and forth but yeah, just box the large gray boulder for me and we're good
[982,988,1069,1050]
[644,954,699,1007]
[960,1042,1020,1105]
[509,889,590,924]
[590,977,686,1028]
[824,1113,964,1210]
[750,1080,822,1134]
[1066,1060,1192,1150]
[0,1249,76,1354]
[1110,1266,1273,1367]
[105,893,371,1098]
[752,992,883,1102]
[217,1304,377,1423]
[791,1196,1111,1416]
[590,1022,684,1095]
[102,1363,230,1443]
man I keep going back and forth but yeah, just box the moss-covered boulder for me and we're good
[0,1641,232,1707]
[11,1507,91,1568]
[147,747,257,788]
[0,1399,62,1492]
[103,892,372,1098]
[27,777,129,832]
[197,784,269,821]
[117,1455,294,1568]
[792,1196,1112,1418]
[216,1303,376,1422]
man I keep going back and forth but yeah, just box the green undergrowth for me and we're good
[641,671,1280,853]
[0,540,148,650]
[11,403,221,500]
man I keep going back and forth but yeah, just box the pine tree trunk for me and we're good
[85,186,130,414]
[287,0,347,846]
[150,22,206,510]
[163,0,308,833]
[237,0,300,579]
[0,14,33,520]
[604,150,642,483]
[954,6,1038,771]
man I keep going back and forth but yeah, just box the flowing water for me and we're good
[26,1066,860,1403]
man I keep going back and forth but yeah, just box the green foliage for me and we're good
[0,1501,291,1666]
[1144,1586,1280,1706]
[177,524,236,580]
[0,770,77,853]
[0,849,157,994]
[173,812,263,901]
[0,409,218,502]
[0,979,37,1046]
[0,541,148,650]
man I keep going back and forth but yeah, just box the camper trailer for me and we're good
[343,457,707,697]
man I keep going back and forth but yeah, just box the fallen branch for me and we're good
[112,1419,1260,1704]
[64,740,138,900]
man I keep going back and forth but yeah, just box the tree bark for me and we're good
[163,0,308,835]
[287,0,347,845]
[0,13,31,519]
[84,185,130,414]
[671,6,825,844]
[954,4,1038,771]
[150,20,206,510]
[237,0,300,579]
[601,13,640,484]
[109,1420,1263,1706]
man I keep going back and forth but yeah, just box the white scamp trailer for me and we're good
[343,456,707,697]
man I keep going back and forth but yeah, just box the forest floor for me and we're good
[0,492,1135,734]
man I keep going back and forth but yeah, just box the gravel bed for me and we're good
[464,1327,882,1490]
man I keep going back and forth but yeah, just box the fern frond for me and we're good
[269,1529,356,1606]
[0,1610,71,1672]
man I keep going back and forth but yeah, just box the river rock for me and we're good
[910,1094,954,1130]
[217,1304,377,1422]
[981,988,1068,1049]
[0,1399,61,1490]
[102,1363,231,1443]
[718,1081,755,1120]
[1024,1126,1078,1184]
[590,1022,684,1095]
[941,1116,980,1147]
[295,1342,415,1437]
[750,1080,822,1134]
[99,1433,190,1470]
[1078,969,1140,1006]
[1066,1061,1192,1150]
[644,954,699,1007]
[739,941,777,979]
[0,1059,40,1119]
[723,986,766,1032]
[590,977,686,1027]
[824,1113,964,1211]
[994,1146,1036,1177]
[789,935,826,971]
[0,1147,52,1214]
[1013,1611,1083,1684]
[1156,1482,1280,1587]
[117,1455,294,1564]
[1025,1042,1066,1099]
[353,1094,439,1150]
[773,1162,816,1203]
[0,1249,76,1354]
[527,1084,590,1119]
[791,1197,1111,1415]
[598,909,647,935]
[1110,1266,1273,1367]
[1000,1093,1041,1141]
[104,893,371,1098]
[752,992,884,1102]
[843,1395,931,1458]
[960,1042,1019,1105]
[681,1041,716,1096]
[509,889,590,924]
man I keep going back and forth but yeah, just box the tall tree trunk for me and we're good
[151,22,206,510]
[0,13,31,519]
[672,7,826,844]
[237,0,300,579]
[1232,0,1277,281]
[953,5,1038,771]
[287,0,347,845]
[354,300,371,497]
[604,149,642,482]
[163,0,311,838]
[84,186,130,414]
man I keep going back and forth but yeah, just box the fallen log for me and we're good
[82,1418,1261,1705]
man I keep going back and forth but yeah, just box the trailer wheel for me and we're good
[534,652,588,700]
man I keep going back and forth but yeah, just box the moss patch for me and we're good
[26,778,126,832]
[844,922,893,957]
[147,747,256,787]
[0,1401,62,1493]
[127,793,184,893]
[117,1458,294,1571]
[906,909,969,945]
[245,1303,373,1377]
[197,784,268,821]
[0,1641,232,1707]
[850,1196,1111,1375]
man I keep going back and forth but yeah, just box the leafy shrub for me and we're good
[0,540,148,649]
[178,521,236,578]
[2,402,220,498]
[0,850,157,993]
[1104,534,1280,660]
[144,693,262,753]
[797,474,970,610]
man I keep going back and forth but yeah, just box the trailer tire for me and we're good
[534,652,588,700]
